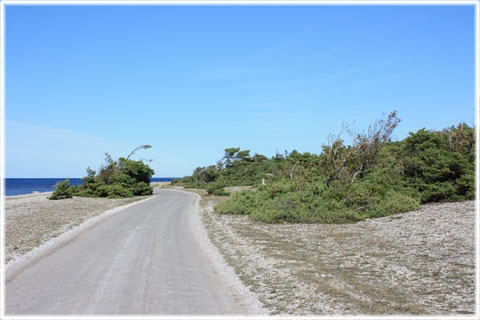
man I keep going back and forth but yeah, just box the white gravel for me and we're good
[200,198,476,315]
[5,195,155,280]
[4,192,151,264]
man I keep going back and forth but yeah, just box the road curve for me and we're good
[6,189,258,315]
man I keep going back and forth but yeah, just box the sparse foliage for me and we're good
[321,111,401,184]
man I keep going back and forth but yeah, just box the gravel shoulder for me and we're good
[4,192,148,264]
[195,189,475,316]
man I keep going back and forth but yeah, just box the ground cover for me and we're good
[197,190,475,315]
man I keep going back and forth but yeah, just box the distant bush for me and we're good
[96,184,134,198]
[371,190,420,217]
[71,158,154,198]
[401,124,474,203]
[215,190,257,215]
[49,146,155,200]
[216,179,419,224]
[179,149,277,188]
[205,178,229,196]
[132,181,153,196]
[76,188,98,198]
[49,179,73,200]
[171,178,181,185]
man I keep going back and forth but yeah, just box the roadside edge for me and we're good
[169,188,269,315]
[5,194,157,281]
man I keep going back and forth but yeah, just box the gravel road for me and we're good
[5,189,262,315]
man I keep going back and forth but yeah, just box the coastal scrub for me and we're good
[50,145,155,199]
[179,113,474,223]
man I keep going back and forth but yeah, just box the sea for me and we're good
[4,177,177,196]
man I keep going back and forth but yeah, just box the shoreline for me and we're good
[5,191,53,199]
[4,178,176,198]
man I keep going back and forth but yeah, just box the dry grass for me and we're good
[4,192,147,262]
[197,194,475,316]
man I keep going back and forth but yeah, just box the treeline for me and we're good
[49,145,155,200]
[176,112,474,223]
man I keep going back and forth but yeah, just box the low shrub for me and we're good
[96,184,134,198]
[49,179,73,200]
[76,188,98,198]
[206,182,230,196]
[217,178,420,224]
[50,148,155,200]
[132,181,153,196]
[371,190,420,217]
[215,190,258,215]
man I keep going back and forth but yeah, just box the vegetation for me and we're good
[50,145,155,199]
[49,179,74,200]
[205,180,230,196]
[178,113,474,223]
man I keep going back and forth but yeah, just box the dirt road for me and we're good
[5,189,261,315]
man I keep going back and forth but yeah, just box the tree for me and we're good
[126,145,152,160]
[49,179,73,200]
[401,125,474,202]
[217,147,241,169]
[50,145,155,199]
[118,157,155,184]
[322,111,401,184]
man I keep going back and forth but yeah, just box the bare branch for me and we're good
[126,145,152,160]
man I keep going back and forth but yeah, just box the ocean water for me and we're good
[5,177,177,196]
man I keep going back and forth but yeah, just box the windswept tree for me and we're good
[126,144,152,160]
[50,144,155,199]
[321,111,401,184]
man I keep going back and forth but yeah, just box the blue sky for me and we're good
[5,4,475,178]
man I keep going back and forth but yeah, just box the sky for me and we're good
[5,4,475,178]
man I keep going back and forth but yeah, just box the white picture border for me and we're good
[0,1,478,319]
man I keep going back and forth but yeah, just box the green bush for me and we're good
[212,124,465,224]
[51,148,155,200]
[370,190,420,218]
[96,184,133,198]
[185,119,474,224]
[206,182,230,196]
[118,157,154,184]
[215,190,258,215]
[401,124,474,203]
[132,181,153,196]
[76,188,98,198]
[108,173,135,189]
[217,181,420,224]
[49,179,73,200]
